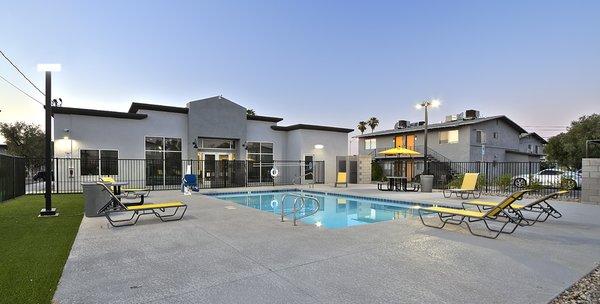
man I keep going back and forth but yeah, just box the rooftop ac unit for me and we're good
[445,115,459,122]
[465,109,480,120]
[394,120,409,129]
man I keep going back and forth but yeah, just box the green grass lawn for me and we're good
[0,194,84,304]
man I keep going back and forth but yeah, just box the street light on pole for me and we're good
[37,63,61,217]
[415,98,440,178]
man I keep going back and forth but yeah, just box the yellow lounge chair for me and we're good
[463,190,567,224]
[443,173,481,199]
[97,182,187,227]
[418,190,531,239]
[100,176,151,197]
[335,172,348,187]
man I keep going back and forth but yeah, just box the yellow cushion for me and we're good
[470,200,524,209]
[126,202,185,211]
[337,172,347,182]
[101,176,116,183]
[460,173,479,191]
[424,206,485,218]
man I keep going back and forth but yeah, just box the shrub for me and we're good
[496,174,513,190]
[529,179,545,191]
[446,173,463,189]
[371,162,383,181]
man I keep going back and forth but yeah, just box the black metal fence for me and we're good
[24,158,325,194]
[376,159,581,199]
[0,154,26,202]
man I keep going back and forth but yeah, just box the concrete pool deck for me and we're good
[54,184,600,304]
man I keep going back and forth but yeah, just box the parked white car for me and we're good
[512,168,580,189]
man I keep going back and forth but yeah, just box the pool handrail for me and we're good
[280,193,320,226]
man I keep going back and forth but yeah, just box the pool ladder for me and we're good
[280,193,320,226]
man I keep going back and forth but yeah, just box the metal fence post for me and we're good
[54,157,58,194]
[528,161,532,184]
[485,162,489,193]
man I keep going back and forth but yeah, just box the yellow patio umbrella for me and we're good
[379,147,421,178]
[378,147,420,156]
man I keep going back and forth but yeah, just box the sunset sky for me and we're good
[1,0,599,148]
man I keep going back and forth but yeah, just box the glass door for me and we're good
[204,154,216,182]
[303,154,314,182]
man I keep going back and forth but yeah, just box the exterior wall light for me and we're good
[314,144,324,149]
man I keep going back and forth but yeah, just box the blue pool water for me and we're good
[212,190,426,229]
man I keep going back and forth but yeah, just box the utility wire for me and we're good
[0,73,45,107]
[0,50,45,96]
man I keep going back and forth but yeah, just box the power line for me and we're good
[0,50,45,96]
[0,73,45,107]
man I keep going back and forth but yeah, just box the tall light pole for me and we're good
[38,64,61,217]
[415,99,440,175]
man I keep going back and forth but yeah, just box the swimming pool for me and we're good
[211,190,428,229]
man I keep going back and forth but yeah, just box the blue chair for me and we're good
[182,174,200,192]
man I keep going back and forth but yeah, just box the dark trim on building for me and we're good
[52,107,148,120]
[355,115,543,142]
[128,102,189,114]
[272,124,353,133]
[520,132,548,144]
[247,115,283,122]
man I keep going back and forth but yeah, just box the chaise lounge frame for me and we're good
[418,190,531,239]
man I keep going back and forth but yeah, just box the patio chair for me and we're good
[404,176,421,192]
[463,190,567,224]
[100,176,151,198]
[96,182,187,227]
[442,173,481,199]
[418,190,532,239]
[335,172,348,187]
[182,174,200,192]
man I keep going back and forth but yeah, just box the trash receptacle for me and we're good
[420,175,434,193]
[82,182,111,217]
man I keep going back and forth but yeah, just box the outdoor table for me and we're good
[386,176,408,191]
[105,181,129,195]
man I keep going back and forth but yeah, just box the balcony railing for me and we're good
[369,145,451,162]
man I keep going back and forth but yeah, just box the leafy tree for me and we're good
[0,122,46,158]
[357,121,367,134]
[545,114,600,169]
[246,109,256,116]
[0,122,46,170]
[367,117,379,133]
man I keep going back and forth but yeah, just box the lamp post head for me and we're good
[416,98,441,110]
[37,64,61,72]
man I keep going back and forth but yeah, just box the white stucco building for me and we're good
[52,96,351,188]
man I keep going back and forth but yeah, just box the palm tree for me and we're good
[357,121,367,134]
[367,117,379,133]
[246,109,256,116]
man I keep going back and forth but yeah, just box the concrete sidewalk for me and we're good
[54,185,600,304]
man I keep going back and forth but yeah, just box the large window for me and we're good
[145,137,182,186]
[475,130,486,144]
[199,138,235,149]
[247,142,274,183]
[80,149,118,175]
[439,130,459,144]
[364,138,377,150]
